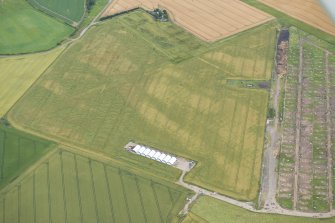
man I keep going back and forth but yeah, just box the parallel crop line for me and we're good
[33,174,37,223]
[119,169,133,223]
[18,185,21,223]
[88,159,100,222]
[46,163,52,223]
[74,155,84,223]
[134,176,148,223]
[151,181,164,223]
[103,165,116,223]
[59,152,68,223]
[0,131,6,180]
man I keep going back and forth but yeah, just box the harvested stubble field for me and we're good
[0,149,190,223]
[258,0,335,37]
[0,126,52,190]
[27,0,85,24]
[8,11,276,201]
[0,0,74,54]
[278,27,334,212]
[183,196,335,223]
[0,47,64,117]
[102,0,274,42]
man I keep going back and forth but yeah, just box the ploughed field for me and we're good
[8,11,276,201]
[0,47,64,116]
[258,0,335,37]
[102,0,274,42]
[0,0,74,54]
[278,27,335,212]
[0,149,190,223]
[27,0,85,25]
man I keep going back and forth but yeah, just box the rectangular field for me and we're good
[0,126,52,190]
[0,0,74,54]
[102,0,274,41]
[0,47,64,116]
[8,11,275,201]
[0,150,191,223]
[259,0,335,37]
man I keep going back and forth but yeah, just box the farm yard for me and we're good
[102,0,274,42]
[0,149,191,223]
[0,47,65,117]
[27,0,85,25]
[0,0,74,54]
[258,0,335,37]
[0,125,52,190]
[8,10,276,201]
[277,27,335,212]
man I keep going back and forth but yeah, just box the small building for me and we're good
[133,145,141,154]
[143,148,151,157]
[153,152,161,160]
[158,153,166,161]
[148,150,156,158]
[163,155,172,163]
[168,157,177,165]
[138,146,146,155]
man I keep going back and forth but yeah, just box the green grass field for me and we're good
[27,0,85,25]
[0,126,52,190]
[0,150,191,223]
[0,0,74,54]
[0,47,64,117]
[184,196,335,223]
[8,11,275,201]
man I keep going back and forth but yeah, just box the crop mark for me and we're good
[233,97,251,188]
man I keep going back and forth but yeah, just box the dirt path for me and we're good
[325,51,333,210]
[293,37,304,210]
[259,68,281,209]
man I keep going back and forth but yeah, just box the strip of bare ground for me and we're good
[325,52,333,210]
[293,37,304,210]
